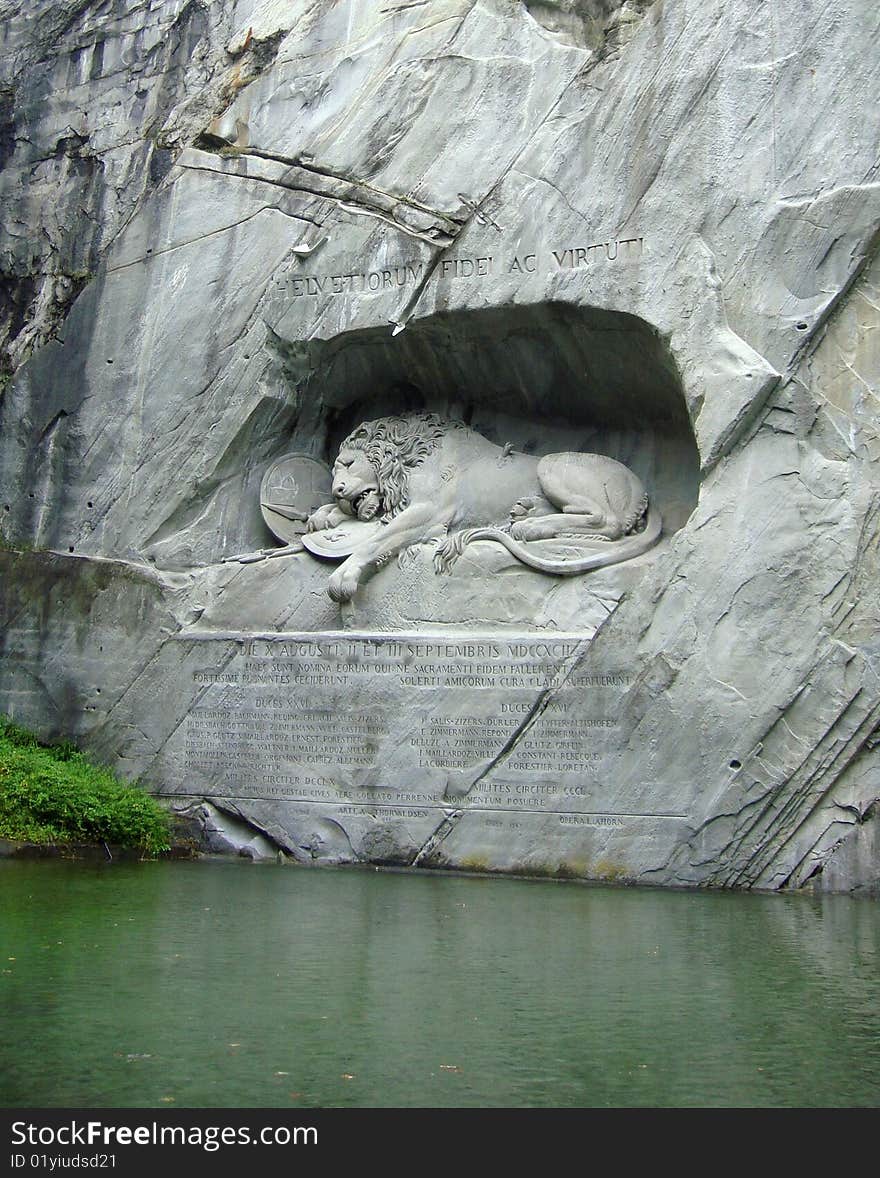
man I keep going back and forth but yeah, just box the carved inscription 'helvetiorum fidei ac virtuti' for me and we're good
[280,238,645,298]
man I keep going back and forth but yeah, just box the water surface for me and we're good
[1,859,878,1107]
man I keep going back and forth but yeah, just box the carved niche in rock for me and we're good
[290,412,662,602]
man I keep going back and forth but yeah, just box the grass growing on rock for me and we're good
[0,716,170,853]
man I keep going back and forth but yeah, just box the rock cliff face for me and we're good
[1,0,877,892]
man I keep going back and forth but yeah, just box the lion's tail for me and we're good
[436,508,663,576]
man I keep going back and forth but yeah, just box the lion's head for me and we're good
[329,446,383,520]
[333,413,454,520]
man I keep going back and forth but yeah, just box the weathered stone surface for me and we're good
[0,0,877,891]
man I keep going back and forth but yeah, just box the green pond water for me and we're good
[1,858,878,1108]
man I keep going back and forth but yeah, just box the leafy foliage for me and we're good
[0,715,170,853]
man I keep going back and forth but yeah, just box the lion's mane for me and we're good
[339,412,459,518]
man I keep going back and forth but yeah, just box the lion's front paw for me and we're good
[511,518,555,542]
[328,564,361,603]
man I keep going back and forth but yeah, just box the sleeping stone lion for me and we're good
[305,412,662,603]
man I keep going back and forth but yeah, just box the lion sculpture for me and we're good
[304,412,662,603]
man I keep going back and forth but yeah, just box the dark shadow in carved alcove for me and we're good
[282,301,699,534]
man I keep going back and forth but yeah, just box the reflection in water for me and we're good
[1,860,878,1107]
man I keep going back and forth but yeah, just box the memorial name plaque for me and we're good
[154,629,691,874]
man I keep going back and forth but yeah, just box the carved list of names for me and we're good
[178,634,632,815]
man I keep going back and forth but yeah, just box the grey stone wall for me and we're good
[1,0,877,890]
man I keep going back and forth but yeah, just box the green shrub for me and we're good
[0,715,170,853]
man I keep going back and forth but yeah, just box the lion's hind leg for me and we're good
[536,453,633,539]
[510,513,614,542]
